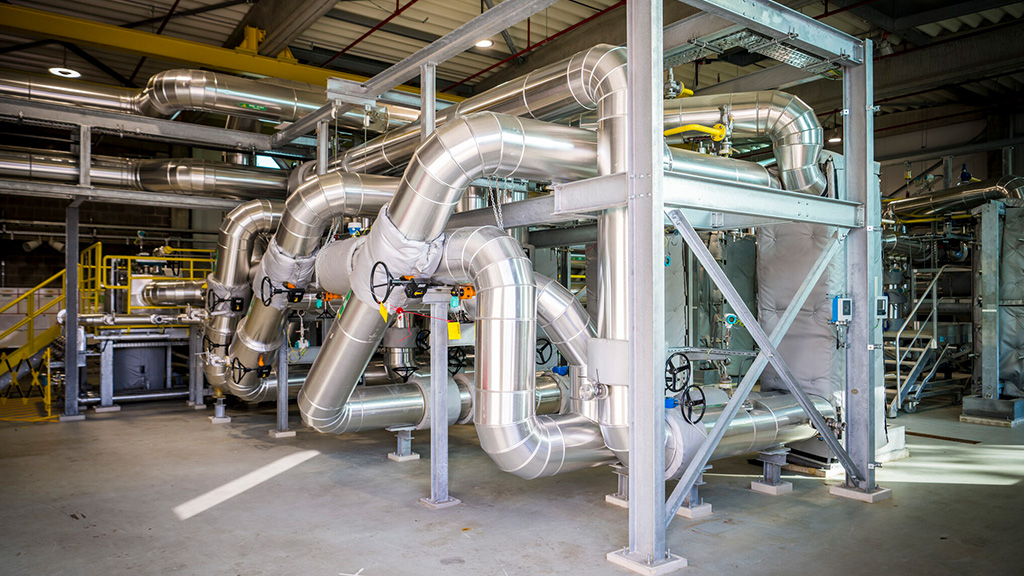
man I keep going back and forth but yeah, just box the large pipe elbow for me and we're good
[664,91,825,195]
[535,274,593,367]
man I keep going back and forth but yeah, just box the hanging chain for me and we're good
[488,176,505,232]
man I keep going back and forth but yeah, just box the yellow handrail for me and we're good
[664,123,727,141]
[0,296,65,343]
[0,269,65,316]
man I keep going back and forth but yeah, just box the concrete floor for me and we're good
[1,398,1022,576]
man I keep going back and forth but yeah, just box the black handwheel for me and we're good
[536,338,553,365]
[370,261,396,305]
[415,329,431,352]
[664,352,691,393]
[680,385,706,424]
[448,347,467,375]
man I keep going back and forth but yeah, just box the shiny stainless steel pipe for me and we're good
[141,280,205,307]
[664,91,825,195]
[203,199,282,391]
[664,391,837,479]
[228,172,397,402]
[536,274,599,423]
[0,147,288,197]
[0,69,413,130]
[885,175,1024,217]
[338,44,626,175]
[432,226,613,478]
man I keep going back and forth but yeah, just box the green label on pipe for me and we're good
[238,102,267,111]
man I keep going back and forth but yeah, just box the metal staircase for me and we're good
[884,265,970,416]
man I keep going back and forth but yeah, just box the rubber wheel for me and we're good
[903,401,918,414]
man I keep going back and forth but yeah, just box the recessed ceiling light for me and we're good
[49,67,81,78]
[475,39,494,48]
[828,135,842,143]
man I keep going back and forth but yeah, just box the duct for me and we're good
[338,44,626,175]
[663,91,825,196]
[0,69,413,130]
[299,113,597,437]
[664,391,837,479]
[429,226,613,478]
[885,175,1024,217]
[227,172,396,402]
[664,146,780,188]
[0,147,288,198]
[140,280,205,307]
[536,273,599,423]
[203,199,282,391]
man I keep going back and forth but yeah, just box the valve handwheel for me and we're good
[664,352,691,393]
[536,338,553,365]
[415,329,431,352]
[448,347,467,375]
[370,261,397,305]
[680,385,706,424]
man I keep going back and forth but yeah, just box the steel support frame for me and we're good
[61,199,83,420]
[664,226,845,523]
[841,39,884,494]
[677,0,865,64]
[978,201,1002,400]
[420,294,459,509]
[271,329,295,437]
[188,326,205,408]
[0,179,242,211]
[607,0,683,573]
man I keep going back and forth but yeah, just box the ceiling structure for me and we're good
[0,0,1021,160]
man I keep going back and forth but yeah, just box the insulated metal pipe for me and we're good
[663,91,825,195]
[303,113,598,440]
[664,391,837,479]
[431,227,613,478]
[885,175,1024,217]
[536,273,599,423]
[228,172,397,402]
[0,147,288,197]
[141,280,205,307]
[204,199,282,391]
[338,44,626,175]
[0,69,413,130]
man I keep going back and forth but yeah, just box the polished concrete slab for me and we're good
[1,399,1021,575]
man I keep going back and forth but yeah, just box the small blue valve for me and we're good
[552,366,569,376]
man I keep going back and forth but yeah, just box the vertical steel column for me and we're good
[839,39,887,497]
[979,202,1001,399]
[420,62,436,142]
[61,198,83,420]
[316,120,329,176]
[78,125,91,187]
[99,341,114,408]
[188,327,205,408]
[420,295,459,508]
[609,0,684,573]
[270,329,295,438]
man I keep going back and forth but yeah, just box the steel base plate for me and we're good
[92,405,121,413]
[388,452,421,462]
[208,415,232,424]
[59,413,86,422]
[419,497,461,510]
[676,502,713,519]
[606,549,687,575]
[269,429,296,439]
[829,484,893,503]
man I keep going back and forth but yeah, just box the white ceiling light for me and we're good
[474,39,494,48]
[49,67,81,78]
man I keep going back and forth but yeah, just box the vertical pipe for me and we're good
[623,0,668,565]
[842,39,879,492]
[63,200,81,418]
[316,119,329,176]
[420,62,436,143]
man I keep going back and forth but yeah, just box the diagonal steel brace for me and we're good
[664,210,863,526]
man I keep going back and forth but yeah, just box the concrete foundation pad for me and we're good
[268,429,296,439]
[92,405,121,413]
[605,494,629,508]
[829,484,893,503]
[187,401,207,410]
[676,502,713,519]
[419,497,461,510]
[606,550,687,575]
[58,414,85,422]
[959,414,1023,428]
[751,481,793,496]
[388,452,420,462]
[208,415,231,424]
